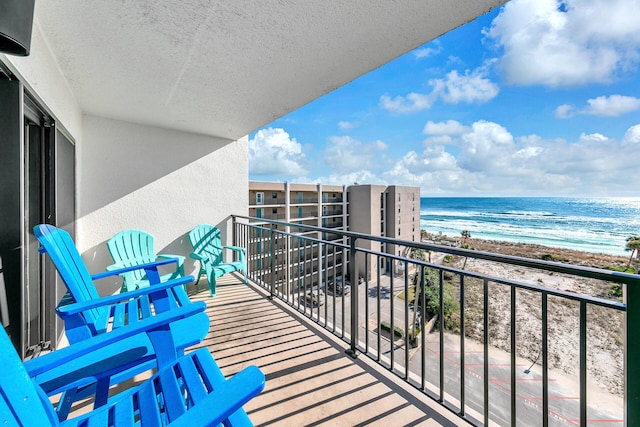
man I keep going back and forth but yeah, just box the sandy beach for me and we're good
[422,234,629,398]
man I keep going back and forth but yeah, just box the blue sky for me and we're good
[248,0,640,197]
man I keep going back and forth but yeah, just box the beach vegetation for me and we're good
[607,282,623,299]
[411,267,458,332]
[625,235,640,273]
[540,253,569,263]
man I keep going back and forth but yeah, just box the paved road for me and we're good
[297,276,624,426]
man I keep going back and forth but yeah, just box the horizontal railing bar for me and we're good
[234,215,640,286]
[244,222,625,312]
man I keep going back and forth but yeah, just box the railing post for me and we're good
[626,281,639,425]
[269,227,275,299]
[346,237,359,358]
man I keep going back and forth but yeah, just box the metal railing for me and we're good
[232,215,639,426]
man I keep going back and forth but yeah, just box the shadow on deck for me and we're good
[187,274,465,426]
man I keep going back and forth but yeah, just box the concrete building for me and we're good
[348,185,420,279]
[248,182,348,292]
[249,182,419,290]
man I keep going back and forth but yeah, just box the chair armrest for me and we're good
[25,303,206,377]
[157,254,185,265]
[94,258,179,280]
[56,275,194,316]
[169,365,266,427]
[223,245,245,253]
[223,246,246,263]
[189,251,207,262]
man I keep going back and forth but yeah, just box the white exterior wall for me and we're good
[2,15,249,296]
[78,115,248,294]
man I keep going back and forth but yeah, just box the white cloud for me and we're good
[578,132,608,143]
[485,0,640,87]
[623,125,640,144]
[430,68,499,104]
[413,42,442,59]
[338,121,360,130]
[314,170,379,187]
[555,104,575,119]
[323,136,388,174]
[582,95,640,116]
[253,123,640,197]
[249,128,307,177]
[380,64,499,114]
[379,92,436,114]
[378,121,640,196]
[423,120,468,135]
[558,95,640,118]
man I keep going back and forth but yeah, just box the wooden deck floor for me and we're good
[187,275,465,427]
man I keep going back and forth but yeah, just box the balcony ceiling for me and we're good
[34,0,505,140]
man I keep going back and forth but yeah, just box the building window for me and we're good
[298,192,303,203]
[272,207,277,214]
[323,206,327,215]
[398,207,401,213]
[256,208,262,218]
[332,205,336,211]
[298,207,303,218]
[256,192,264,205]
[398,217,400,224]
[412,193,415,201]
[398,228,401,236]
[272,192,277,199]
[398,193,401,202]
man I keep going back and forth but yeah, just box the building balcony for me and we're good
[228,215,639,426]
[188,275,463,425]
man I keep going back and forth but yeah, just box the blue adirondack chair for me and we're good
[188,224,248,296]
[107,229,186,292]
[34,224,210,419]
[1,308,266,426]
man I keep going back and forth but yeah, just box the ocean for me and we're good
[419,197,640,257]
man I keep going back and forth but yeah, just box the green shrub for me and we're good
[414,267,459,331]
[381,320,404,338]
[607,282,623,299]
[540,253,569,262]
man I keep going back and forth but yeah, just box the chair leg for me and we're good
[208,275,217,297]
[243,268,248,284]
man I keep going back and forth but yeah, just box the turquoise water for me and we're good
[420,197,640,256]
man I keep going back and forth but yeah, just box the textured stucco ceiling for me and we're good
[34,0,506,140]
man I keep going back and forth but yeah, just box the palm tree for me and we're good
[460,230,471,244]
[626,236,640,273]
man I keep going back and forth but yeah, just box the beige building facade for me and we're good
[249,182,420,290]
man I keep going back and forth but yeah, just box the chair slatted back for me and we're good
[188,224,223,267]
[107,229,157,286]
[33,225,109,336]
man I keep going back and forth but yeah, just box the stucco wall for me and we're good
[1,17,82,141]
[77,115,248,294]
